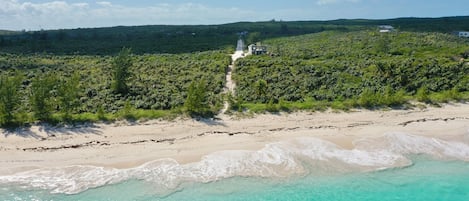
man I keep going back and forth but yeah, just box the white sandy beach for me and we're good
[0,104,468,176]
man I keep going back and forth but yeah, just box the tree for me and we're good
[416,86,430,103]
[57,30,67,41]
[112,47,133,94]
[359,88,377,108]
[184,79,211,116]
[280,23,289,34]
[0,74,23,126]
[58,73,81,120]
[30,74,57,121]
[247,32,261,45]
[0,36,5,46]
[254,79,268,103]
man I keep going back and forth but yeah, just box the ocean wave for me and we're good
[354,132,469,161]
[0,133,468,195]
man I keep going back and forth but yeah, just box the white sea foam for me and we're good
[354,132,469,161]
[1,133,468,194]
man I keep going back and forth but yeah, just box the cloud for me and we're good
[96,1,112,7]
[0,0,366,30]
[316,0,360,5]
[72,3,89,8]
[0,0,261,30]
[0,0,92,29]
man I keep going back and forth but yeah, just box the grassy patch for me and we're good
[234,91,468,114]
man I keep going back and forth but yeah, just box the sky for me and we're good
[1,0,468,30]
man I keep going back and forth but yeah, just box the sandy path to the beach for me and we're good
[1,103,468,175]
[221,39,245,113]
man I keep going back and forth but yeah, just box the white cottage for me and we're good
[378,25,395,33]
[248,44,267,55]
[455,31,469,38]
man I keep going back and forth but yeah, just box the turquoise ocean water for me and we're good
[1,133,469,201]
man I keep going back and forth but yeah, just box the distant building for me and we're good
[379,25,395,33]
[454,31,469,38]
[248,44,267,55]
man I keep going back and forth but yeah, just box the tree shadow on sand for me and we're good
[195,117,227,127]
[2,127,43,139]
[2,123,103,139]
[40,124,103,136]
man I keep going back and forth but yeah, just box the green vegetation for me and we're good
[184,79,215,117]
[0,73,23,126]
[2,17,469,55]
[0,21,359,55]
[112,48,133,94]
[30,74,57,121]
[1,16,469,127]
[0,50,229,126]
[233,30,469,112]
[58,72,81,120]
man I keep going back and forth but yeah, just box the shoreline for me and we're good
[1,103,469,175]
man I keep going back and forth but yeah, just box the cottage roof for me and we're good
[379,25,394,30]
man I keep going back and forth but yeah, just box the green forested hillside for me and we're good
[0,23,357,55]
[1,16,468,55]
[328,16,469,33]
[234,31,469,110]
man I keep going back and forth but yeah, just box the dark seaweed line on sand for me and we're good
[399,117,469,127]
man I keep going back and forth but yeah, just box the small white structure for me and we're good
[454,31,469,38]
[248,43,267,55]
[379,25,395,33]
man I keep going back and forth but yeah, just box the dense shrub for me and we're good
[0,50,229,126]
[234,31,469,109]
